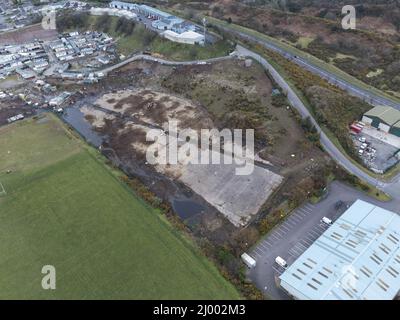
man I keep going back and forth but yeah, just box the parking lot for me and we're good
[247,180,400,300]
[352,132,399,173]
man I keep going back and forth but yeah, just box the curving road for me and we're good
[235,45,400,203]
[215,24,400,111]
[100,53,234,75]
[93,47,400,203]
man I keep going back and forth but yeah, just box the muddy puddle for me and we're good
[62,104,209,223]
[172,199,205,221]
[62,106,105,148]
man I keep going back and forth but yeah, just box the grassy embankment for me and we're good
[250,46,393,201]
[207,16,400,106]
[208,27,393,201]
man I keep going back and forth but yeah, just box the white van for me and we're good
[322,217,332,225]
[241,253,256,269]
[275,256,287,268]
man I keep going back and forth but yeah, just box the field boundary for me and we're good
[0,181,6,196]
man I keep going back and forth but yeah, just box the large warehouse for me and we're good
[362,106,400,137]
[163,30,205,45]
[109,1,171,20]
[279,200,400,300]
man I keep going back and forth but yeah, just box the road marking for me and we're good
[287,218,299,226]
[259,242,271,250]
[294,243,305,250]
[309,230,320,237]
[290,244,303,253]
[257,246,268,254]
[291,215,303,223]
[280,225,290,232]
[290,248,303,257]
[275,230,286,238]
[297,210,307,218]
[264,240,273,247]
[272,265,283,274]
[270,234,281,241]
[298,241,309,249]
[315,224,327,232]
[253,247,264,255]
[283,221,295,228]
[304,203,314,210]
[302,206,312,213]
[305,235,315,242]
[308,231,319,239]
[262,240,273,247]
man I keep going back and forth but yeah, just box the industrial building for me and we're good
[163,30,205,45]
[135,4,171,20]
[362,106,400,137]
[90,7,137,20]
[279,200,400,300]
[109,1,171,20]
[109,1,137,11]
[108,1,203,45]
[152,16,184,31]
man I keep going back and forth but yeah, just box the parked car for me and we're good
[275,256,288,268]
[321,217,333,225]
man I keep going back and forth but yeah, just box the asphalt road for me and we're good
[236,42,400,300]
[99,45,400,203]
[248,180,400,300]
[217,24,400,110]
[100,53,234,75]
[235,45,400,202]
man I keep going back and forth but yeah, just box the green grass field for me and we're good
[0,115,240,299]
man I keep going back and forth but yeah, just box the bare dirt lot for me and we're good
[84,89,283,227]
[0,24,58,45]
[0,98,35,126]
[54,58,329,251]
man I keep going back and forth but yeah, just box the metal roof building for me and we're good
[110,2,172,19]
[362,106,400,137]
[163,30,205,45]
[109,1,137,11]
[279,200,400,300]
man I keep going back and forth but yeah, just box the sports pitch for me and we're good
[0,115,240,299]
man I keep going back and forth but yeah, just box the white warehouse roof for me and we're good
[90,7,137,19]
[163,30,204,44]
[279,200,400,300]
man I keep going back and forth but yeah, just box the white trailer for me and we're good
[241,253,256,268]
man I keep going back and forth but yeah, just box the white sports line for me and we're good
[0,181,6,195]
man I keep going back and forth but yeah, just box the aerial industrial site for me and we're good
[0,0,400,306]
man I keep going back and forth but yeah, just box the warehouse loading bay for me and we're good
[247,181,400,300]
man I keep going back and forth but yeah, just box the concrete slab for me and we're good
[362,125,400,149]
